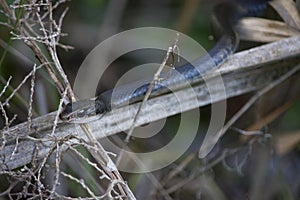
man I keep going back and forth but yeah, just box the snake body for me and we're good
[60,0,270,122]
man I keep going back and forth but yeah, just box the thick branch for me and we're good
[1,35,300,171]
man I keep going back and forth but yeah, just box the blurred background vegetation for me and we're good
[0,0,300,199]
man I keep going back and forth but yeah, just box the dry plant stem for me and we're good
[231,127,263,136]
[68,145,110,180]
[21,1,131,195]
[270,0,300,29]
[17,26,66,97]
[27,64,37,130]
[35,10,128,193]
[148,178,173,200]
[235,0,300,134]
[1,1,135,198]
[0,39,30,63]
[109,136,173,200]
[4,64,44,106]
[5,0,74,99]
[0,76,12,98]
[0,181,18,196]
[33,1,132,196]
[0,77,12,135]
[0,76,32,114]
[212,62,300,149]
[52,87,69,136]
[115,34,180,166]
[0,103,8,130]
[49,144,61,196]
[125,34,180,143]
[237,0,300,43]
[1,35,300,171]
[246,94,300,131]
[79,124,133,199]
[35,5,75,101]
[164,160,217,194]
[60,171,99,199]
[237,17,300,42]
[164,154,195,183]
[165,148,242,195]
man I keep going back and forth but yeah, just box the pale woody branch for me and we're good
[1,35,300,171]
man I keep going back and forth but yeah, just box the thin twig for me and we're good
[1,35,300,171]
[0,76,12,98]
[61,171,99,199]
[3,64,44,107]
[126,33,180,142]
[115,33,180,166]
[51,87,68,136]
[68,145,110,180]
[27,64,37,130]
[199,62,300,158]
[79,123,132,199]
